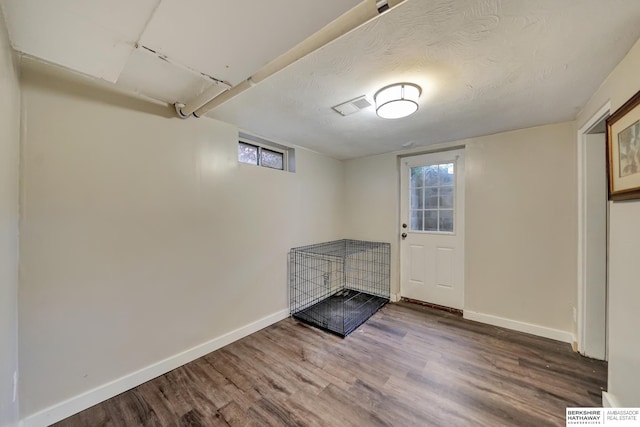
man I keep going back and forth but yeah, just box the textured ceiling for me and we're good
[3,0,640,160]
[209,0,640,159]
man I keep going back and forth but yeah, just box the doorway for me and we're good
[578,104,609,360]
[399,149,465,309]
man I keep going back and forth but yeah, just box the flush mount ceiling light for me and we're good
[374,83,422,119]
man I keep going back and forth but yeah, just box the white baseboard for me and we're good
[390,293,400,302]
[602,391,621,408]
[21,309,289,427]
[463,310,575,344]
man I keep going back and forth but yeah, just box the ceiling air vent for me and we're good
[332,95,373,116]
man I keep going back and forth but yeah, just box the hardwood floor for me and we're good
[54,302,607,427]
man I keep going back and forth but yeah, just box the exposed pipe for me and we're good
[176,0,405,119]
[176,81,231,117]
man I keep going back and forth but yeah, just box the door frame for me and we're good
[577,102,610,359]
[398,147,466,309]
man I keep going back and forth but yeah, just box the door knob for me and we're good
[402,223,408,228]
[401,233,407,239]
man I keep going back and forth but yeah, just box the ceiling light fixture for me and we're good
[374,83,422,119]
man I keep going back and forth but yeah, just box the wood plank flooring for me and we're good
[54,302,607,427]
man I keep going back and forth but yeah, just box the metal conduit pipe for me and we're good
[175,0,405,119]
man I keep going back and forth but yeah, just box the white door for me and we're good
[400,150,465,309]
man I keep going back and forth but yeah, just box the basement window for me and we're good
[238,132,295,172]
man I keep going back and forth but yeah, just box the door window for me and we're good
[409,162,455,232]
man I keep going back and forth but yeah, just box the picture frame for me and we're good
[607,89,640,201]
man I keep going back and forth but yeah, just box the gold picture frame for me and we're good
[607,89,640,201]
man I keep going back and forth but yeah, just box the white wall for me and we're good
[18,61,344,419]
[577,38,640,407]
[344,154,400,297]
[0,7,20,427]
[344,122,578,339]
[464,123,577,336]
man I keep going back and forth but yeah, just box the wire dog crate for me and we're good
[289,239,390,337]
